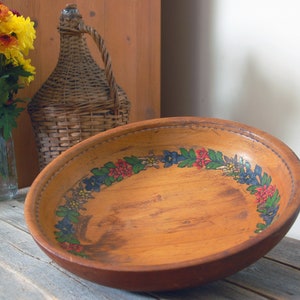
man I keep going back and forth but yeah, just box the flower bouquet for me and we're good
[0,2,36,140]
[0,2,35,199]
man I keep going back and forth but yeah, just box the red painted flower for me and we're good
[255,185,276,205]
[109,159,133,179]
[60,242,83,253]
[193,148,211,169]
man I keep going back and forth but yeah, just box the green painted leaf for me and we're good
[178,161,187,168]
[206,161,223,170]
[124,156,140,165]
[208,149,224,165]
[133,164,144,174]
[215,151,224,162]
[247,185,258,194]
[73,252,89,258]
[178,159,194,168]
[56,236,67,243]
[261,172,272,186]
[69,211,80,223]
[104,162,116,169]
[55,206,69,217]
[255,223,267,233]
[208,149,216,161]
[265,189,280,208]
[180,148,189,158]
[104,176,114,186]
[68,237,80,244]
[189,149,196,159]
[54,231,63,238]
[257,207,267,214]
[91,167,108,176]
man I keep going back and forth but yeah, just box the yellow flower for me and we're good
[6,52,34,84]
[0,3,36,82]
[0,3,36,139]
[0,5,36,57]
[8,14,35,55]
[19,57,35,84]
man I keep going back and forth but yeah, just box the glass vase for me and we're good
[0,131,18,200]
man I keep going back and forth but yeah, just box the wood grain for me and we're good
[3,0,161,187]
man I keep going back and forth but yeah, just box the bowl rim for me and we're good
[24,116,300,273]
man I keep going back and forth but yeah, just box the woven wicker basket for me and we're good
[28,4,130,170]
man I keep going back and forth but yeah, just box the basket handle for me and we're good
[59,4,120,114]
[78,24,120,114]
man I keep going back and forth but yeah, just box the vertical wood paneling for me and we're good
[104,0,161,121]
[2,0,160,187]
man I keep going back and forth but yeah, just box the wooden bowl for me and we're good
[25,117,300,291]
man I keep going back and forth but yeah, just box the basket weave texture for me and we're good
[28,4,130,170]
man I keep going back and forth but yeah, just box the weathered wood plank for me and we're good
[0,199,28,233]
[0,214,153,299]
[225,257,300,299]
[265,237,300,269]
[151,280,268,300]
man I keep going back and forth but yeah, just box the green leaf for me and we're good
[0,104,24,140]
[208,149,224,165]
[57,234,80,244]
[54,231,63,238]
[124,156,140,165]
[68,211,80,223]
[180,148,189,158]
[72,251,88,258]
[133,163,145,174]
[189,149,196,159]
[215,151,224,162]
[55,206,69,217]
[206,161,223,170]
[178,159,194,168]
[56,236,67,243]
[104,176,114,186]
[261,172,272,186]
[247,185,258,194]
[104,162,116,169]
[265,189,280,208]
[68,237,80,244]
[257,207,266,214]
[178,148,196,167]
[255,223,267,233]
[124,156,145,174]
[55,206,79,222]
[208,149,217,161]
[91,166,110,176]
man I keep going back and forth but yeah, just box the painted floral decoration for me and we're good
[0,2,36,140]
[54,147,281,258]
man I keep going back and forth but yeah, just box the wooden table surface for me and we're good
[0,189,299,299]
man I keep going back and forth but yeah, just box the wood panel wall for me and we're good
[3,0,161,187]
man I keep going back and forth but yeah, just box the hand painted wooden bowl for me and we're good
[25,117,300,292]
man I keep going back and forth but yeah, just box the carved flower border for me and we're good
[54,147,280,258]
